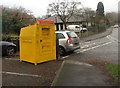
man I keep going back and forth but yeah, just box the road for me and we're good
[66,27,118,64]
[2,27,118,86]
[52,27,119,86]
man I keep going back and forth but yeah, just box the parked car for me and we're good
[55,31,80,55]
[0,41,17,56]
[67,25,87,33]
[114,24,119,28]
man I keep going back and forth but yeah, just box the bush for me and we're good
[94,23,106,33]
[2,35,12,42]
[87,26,98,33]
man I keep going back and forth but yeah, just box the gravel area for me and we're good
[3,52,63,86]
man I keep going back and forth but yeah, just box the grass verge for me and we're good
[8,34,19,38]
[76,29,106,38]
[76,31,95,37]
[105,64,120,82]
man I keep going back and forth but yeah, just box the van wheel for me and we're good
[59,46,66,56]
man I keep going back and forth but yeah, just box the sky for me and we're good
[0,0,119,17]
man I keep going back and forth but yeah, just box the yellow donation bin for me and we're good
[20,20,56,65]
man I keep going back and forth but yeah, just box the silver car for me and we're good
[55,31,80,55]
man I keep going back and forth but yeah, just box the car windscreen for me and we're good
[67,32,78,38]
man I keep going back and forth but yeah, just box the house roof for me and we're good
[45,15,62,23]
[45,14,85,23]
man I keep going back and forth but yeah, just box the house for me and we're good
[45,14,87,30]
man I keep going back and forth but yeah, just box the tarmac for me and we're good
[51,27,113,86]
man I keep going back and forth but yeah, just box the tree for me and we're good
[79,7,95,26]
[37,15,51,20]
[47,0,81,29]
[106,12,118,25]
[95,2,105,32]
[96,1,105,23]
[96,2,104,16]
[1,6,36,34]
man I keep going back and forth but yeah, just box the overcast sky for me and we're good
[0,0,119,17]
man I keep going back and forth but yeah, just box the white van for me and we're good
[67,25,87,33]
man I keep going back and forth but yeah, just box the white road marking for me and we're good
[85,41,91,44]
[77,41,112,53]
[106,36,113,41]
[2,71,41,78]
[81,43,96,49]
[80,41,90,44]
[66,60,93,66]
[107,35,119,42]
[62,55,69,59]
[4,58,19,61]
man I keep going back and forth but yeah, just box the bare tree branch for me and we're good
[47,1,81,29]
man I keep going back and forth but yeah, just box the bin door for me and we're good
[40,27,53,60]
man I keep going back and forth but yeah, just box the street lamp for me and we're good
[55,16,58,30]
[93,16,95,26]
[55,16,57,23]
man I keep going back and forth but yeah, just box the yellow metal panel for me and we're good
[20,25,37,64]
[20,20,56,65]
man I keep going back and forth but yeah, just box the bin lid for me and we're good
[36,20,54,25]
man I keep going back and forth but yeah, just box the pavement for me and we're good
[52,60,109,86]
[80,27,113,41]
[51,27,113,86]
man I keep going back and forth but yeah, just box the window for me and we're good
[67,32,78,38]
[75,26,80,28]
[56,33,65,39]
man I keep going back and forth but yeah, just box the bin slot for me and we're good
[42,28,50,37]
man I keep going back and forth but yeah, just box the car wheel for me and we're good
[6,46,15,56]
[59,46,66,56]
[81,30,84,33]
